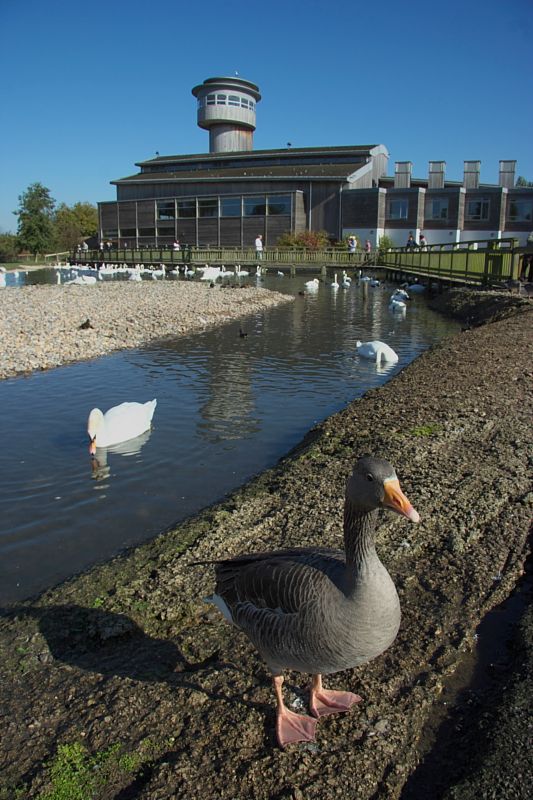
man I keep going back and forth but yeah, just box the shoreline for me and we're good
[0,289,532,799]
[0,281,294,380]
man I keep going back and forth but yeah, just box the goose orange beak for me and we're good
[383,478,420,522]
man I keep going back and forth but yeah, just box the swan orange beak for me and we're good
[89,437,97,456]
[383,478,420,522]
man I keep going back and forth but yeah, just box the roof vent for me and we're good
[394,161,412,189]
[498,160,516,188]
[428,161,446,189]
[463,160,480,189]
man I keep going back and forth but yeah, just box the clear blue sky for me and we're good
[1,0,531,234]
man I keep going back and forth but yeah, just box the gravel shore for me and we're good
[0,288,531,800]
[0,281,293,380]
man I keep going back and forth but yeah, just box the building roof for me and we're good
[112,162,368,185]
[134,144,381,168]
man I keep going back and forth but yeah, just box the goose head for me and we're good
[87,408,104,455]
[346,456,420,522]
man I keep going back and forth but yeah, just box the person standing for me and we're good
[364,239,372,261]
[406,232,416,250]
[347,235,357,256]
[419,233,427,250]
[255,234,264,260]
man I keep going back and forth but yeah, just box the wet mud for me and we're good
[0,288,531,799]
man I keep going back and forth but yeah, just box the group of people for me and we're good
[406,232,428,250]
[347,235,373,261]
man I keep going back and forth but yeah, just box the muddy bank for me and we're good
[0,289,531,799]
[0,281,293,380]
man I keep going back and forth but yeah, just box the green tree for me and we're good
[515,176,533,187]
[14,183,56,257]
[0,233,20,263]
[53,202,98,250]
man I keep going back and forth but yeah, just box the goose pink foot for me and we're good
[276,706,317,747]
[273,674,317,747]
[310,674,362,718]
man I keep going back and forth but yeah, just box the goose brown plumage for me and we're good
[205,455,420,747]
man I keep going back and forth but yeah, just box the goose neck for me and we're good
[343,502,378,568]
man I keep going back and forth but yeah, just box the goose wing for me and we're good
[214,547,346,613]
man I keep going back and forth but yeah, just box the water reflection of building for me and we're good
[198,352,260,443]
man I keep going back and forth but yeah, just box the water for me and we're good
[0,272,459,604]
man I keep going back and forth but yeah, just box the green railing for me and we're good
[70,239,524,285]
[378,238,520,285]
[72,246,368,269]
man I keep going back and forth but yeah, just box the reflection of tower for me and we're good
[198,351,259,443]
[191,76,261,153]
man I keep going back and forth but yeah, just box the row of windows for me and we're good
[387,198,532,222]
[197,94,255,111]
[155,195,291,220]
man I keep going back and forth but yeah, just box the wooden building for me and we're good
[98,77,533,248]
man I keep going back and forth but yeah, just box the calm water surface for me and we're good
[0,271,459,603]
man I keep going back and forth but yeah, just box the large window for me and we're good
[138,228,155,237]
[508,200,533,222]
[427,198,449,220]
[465,198,490,221]
[244,196,266,216]
[157,201,175,220]
[267,195,291,215]
[221,197,242,217]
[387,199,408,220]
[198,198,218,218]
[177,200,196,218]
[120,228,136,238]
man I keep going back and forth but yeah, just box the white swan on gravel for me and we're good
[87,400,157,455]
[356,340,399,364]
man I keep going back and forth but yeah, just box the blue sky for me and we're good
[1,0,532,234]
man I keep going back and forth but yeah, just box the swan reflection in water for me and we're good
[90,429,152,482]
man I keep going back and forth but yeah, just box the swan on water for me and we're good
[87,399,157,455]
[356,339,399,364]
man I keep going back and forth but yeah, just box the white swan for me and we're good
[305,278,320,290]
[389,298,407,312]
[391,289,409,301]
[67,275,97,285]
[356,340,399,364]
[87,400,157,454]
[331,273,339,289]
[235,265,249,277]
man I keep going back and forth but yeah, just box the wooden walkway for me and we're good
[69,238,529,287]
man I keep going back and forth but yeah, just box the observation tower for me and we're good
[191,76,262,154]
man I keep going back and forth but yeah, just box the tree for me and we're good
[0,233,20,263]
[515,176,533,187]
[53,202,98,250]
[14,183,55,257]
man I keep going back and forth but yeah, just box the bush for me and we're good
[276,230,331,250]
[377,234,395,255]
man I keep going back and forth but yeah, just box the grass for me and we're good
[408,423,443,437]
[25,738,165,800]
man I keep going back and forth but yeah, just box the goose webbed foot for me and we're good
[276,705,317,747]
[273,675,317,747]
[310,674,362,718]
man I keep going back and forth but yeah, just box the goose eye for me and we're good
[366,473,374,482]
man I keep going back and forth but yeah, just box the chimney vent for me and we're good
[428,161,446,189]
[463,160,480,189]
[498,160,516,188]
[394,161,412,189]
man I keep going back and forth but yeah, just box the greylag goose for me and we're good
[206,455,419,747]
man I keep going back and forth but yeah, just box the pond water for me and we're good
[0,271,460,604]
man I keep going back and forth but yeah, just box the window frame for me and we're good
[387,198,409,220]
[465,197,490,221]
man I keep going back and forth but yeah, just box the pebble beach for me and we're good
[0,280,294,380]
